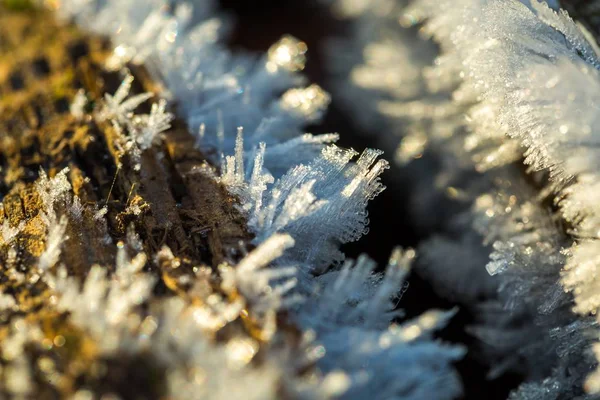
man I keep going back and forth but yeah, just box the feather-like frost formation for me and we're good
[325,0,600,397]
[0,0,468,398]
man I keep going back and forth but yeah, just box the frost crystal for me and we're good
[220,131,389,270]
[1,219,24,245]
[220,234,300,314]
[98,72,174,155]
[38,215,68,271]
[135,99,174,149]
[99,73,153,124]
[35,167,72,222]
[267,35,308,73]
[70,89,88,119]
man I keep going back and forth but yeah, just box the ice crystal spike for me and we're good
[222,234,298,315]
[38,215,68,271]
[399,309,457,342]
[267,35,308,73]
[136,98,174,150]
[236,233,295,272]
[235,127,245,185]
[100,73,152,123]
[70,89,87,120]
[100,74,152,123]
[1,220,24,245]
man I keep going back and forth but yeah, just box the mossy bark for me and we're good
[0,8,257,398]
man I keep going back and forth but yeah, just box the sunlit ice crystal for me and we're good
[266,35,308,73]
[280,84,332,122]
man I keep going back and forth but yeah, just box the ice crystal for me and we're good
[280,84,331,122]
[98,72,174,154]
[266,35,308,73]
[220,233,300,315]
[35,167,72,223]
[70,89,88,120]
[99,73,153,124]
[135,99,174,149]
[38,215,68,271]
[1,219,24,245]
[220,131,389,270]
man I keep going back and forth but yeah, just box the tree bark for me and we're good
[0,6,258,398]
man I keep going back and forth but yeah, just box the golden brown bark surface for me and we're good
[0,8,264,398]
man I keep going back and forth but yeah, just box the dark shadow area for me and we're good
[219,0,524,398]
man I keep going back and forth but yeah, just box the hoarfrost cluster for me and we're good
[0,0,468,399]
[325,0,600,397]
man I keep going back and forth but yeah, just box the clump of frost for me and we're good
[8,232,292,400]
[220,129,389,270]
[325,0,600,397]
[53,0,466,398]
[405,0,600,395]
[296,249,464,399]
[94,72,174,170]
[58,1,339,175]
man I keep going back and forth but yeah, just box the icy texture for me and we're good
[58,1,337,174]
[325,0,600,396]
[408,0,600,395]
[325,0,510,350]
[3,170,464,399]
[221,132,389,270]
[97,72,174,169]
[46,0,466,399]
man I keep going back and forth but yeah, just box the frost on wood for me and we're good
[0,1,464,399]
[97,71,174,169]
[0,165,463,399]
[325,0,600,397]
[59,0,336,173]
